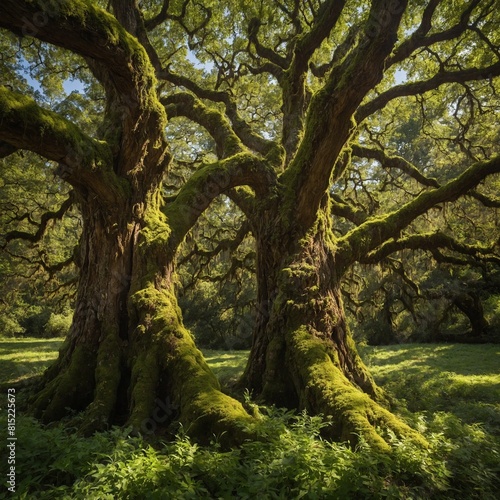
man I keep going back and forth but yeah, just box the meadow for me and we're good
[1,339,499,499]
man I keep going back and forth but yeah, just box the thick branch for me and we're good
[144,0,170,31]
[352,144,440,188]
[248,18,288,71]
[360,231,499,265]
[292,0,347,73]
[279,0,347,161]
[0,87,125,203]
[469,190,500,208]
[330,194,368,226]
[226,187,257,219]
[111,0,164,73]
[0,0,169,180]
[339,155,500,269]
[282,0,408,232]
[0,0,147,100]
[388,0,481,67]
[164,153,275,250]
[160,69,280,159]
[309,22,360,78]
[163,92,242,158]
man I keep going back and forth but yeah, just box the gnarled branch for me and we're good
[360,231,499,265]
[164,153,276,250]
[163,92,243,158]
[339,155,500,270]
[1,194,73,248]
[351,144,440,188]
[159,69,280,159]
[0,87,125,204]
[357,60,500,122]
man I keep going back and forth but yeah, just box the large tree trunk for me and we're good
[242,208,426,451]
[31,191,255,445]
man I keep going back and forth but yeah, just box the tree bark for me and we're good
[31,191,255,445]
[242,205,425,451]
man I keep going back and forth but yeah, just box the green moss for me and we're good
[131,285,181,327]
[141,204,172,248]
[167,328,256,446]
[80,326,122,433]
[287,326,428,452]
[163,152,264,244]
[37,0,130,52]
[129,279,256,445]
[0,86,114,172]
[128,348,160,428]
[31,344,96,423]
[26,0,167,146]
[140,282,254,440]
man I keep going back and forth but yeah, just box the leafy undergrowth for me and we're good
[1,340,499,499]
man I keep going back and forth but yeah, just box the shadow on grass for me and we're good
[363,343,500,433]
[202,350,249,393]
[0,338,64,385]
[368,344,500,376]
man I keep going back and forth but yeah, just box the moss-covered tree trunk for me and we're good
[31,189,254,444]
[0,0,258,445]
[242,206,425,451]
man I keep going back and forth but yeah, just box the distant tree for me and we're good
[1,0,499,449]
[177,196,256,350]
[0,151,78,337]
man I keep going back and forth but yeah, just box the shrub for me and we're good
[44,312,73,338]
[0,314,24,338]
[19,308,51,337]
[4,407,499,500]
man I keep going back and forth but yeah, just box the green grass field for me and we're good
[362,343,500,432]
[1,339,499,499]
[0,338,64,386]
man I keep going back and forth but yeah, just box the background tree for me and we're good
[1,0,499,450]
[177,196,256,350]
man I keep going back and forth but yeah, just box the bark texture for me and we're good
[242,205,425,450]
[32,193,255,444]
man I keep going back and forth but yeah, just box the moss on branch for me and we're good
[129,283,256,446]
[0,86,133,203]
[338,155,500,270]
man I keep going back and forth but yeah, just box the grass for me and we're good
[202,349,248,387]
[1,339,499,498]
[0,337,64,386]
[360,343,500,433]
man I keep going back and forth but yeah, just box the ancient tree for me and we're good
[1,0,499,449]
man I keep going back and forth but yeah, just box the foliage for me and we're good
[0,151,78,339]
[177,196,256,350]
[43,310,73,338]
[1,339,499,499]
